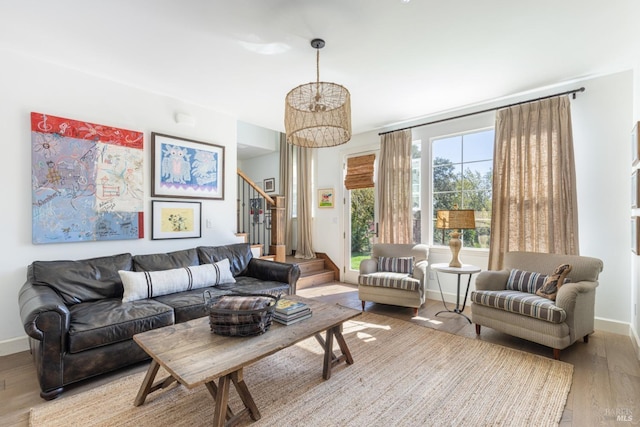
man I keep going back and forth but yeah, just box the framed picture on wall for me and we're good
[633,122,640,166]
[264,178,275,193]
[318,188,335,208]
[632,216,640,254]
[151,132,225,200]
[152,200,202,240]
[633,171,640,208]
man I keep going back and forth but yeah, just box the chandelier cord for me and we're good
[315,49,320,93]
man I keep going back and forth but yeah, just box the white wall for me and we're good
[632,63,640,352]
[0,50,240,354]
[315,71,634,334]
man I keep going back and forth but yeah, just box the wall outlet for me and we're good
[206,219,212,229]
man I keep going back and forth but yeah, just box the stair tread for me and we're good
[299,269,334,277]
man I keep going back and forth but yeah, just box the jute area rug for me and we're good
[30,312,573,427]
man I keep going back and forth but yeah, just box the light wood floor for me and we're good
[2,282,639,426]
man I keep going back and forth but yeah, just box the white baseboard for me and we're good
[630,326,640,362]
[0,335,29,356]
[594,317,630,335]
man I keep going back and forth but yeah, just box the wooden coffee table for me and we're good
[132,296,361,427]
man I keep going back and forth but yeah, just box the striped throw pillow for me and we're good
[378,256,414,274]
[506,269,548,294]
[119,258,235,302]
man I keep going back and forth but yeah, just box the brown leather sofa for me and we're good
[18,243,300,400]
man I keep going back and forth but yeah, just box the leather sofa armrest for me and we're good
[18,277,70,342]
[359,259,377,275]
[474,269,510,291]
[244,258,301,294]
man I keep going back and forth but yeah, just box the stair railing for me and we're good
[237,169,286,262]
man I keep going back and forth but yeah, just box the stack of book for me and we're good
[273,298,312,325]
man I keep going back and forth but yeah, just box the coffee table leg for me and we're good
[319,324,354,380]
[334,325,354,365]
[204,382,234,421]
[323,327,335,379]
[134,359,160,406]
[231,369,261,421]
[212,374,231,427]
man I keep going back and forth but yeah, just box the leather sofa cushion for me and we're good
[154,277,290,323]
[471,290,567,323]
[197,243,253,276]
[68,298,174,353]
[31,253,133,305]
[154,286,230,323]
[133,248,199,272]
[358,272,421,292]
[229,276,291,296]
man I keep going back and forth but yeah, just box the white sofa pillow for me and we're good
[119,259,235,302]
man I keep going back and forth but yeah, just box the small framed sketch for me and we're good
[632,216,640,254]
[633,171,640,208]
[152,200,202,240]
[633,122,640,166]
[264,178,275,193]
[318,188,335,208]
[151,132,225,200]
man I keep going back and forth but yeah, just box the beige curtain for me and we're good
[278,133,294,255]
[295,146,315,259]
[378,129,413,243]
[488,95,579,270]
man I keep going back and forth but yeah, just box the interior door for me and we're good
[343,151,378,284]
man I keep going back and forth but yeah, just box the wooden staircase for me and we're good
[288,255,338,290]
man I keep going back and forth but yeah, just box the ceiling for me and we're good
[3,1,640,143]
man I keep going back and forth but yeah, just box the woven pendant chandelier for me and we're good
[285,38,351,148]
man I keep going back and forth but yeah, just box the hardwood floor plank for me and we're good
[605,333,640,377]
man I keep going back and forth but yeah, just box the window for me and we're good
[412,140,421,243]
[432,128,493,248]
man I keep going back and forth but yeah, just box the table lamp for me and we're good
[436,206,476,268]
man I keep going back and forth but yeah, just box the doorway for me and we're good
[343,152,378,284]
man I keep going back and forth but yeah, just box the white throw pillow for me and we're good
[119,259,235,302]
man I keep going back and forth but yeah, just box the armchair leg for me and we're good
[361,301,365,312]
[413,307,418,316]
[583,334,589,343]
[475,324,481,335]
[553,349,560,360]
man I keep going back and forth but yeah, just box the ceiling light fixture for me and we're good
[284,38,351,148]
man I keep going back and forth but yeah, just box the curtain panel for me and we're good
[295,146,315,259]
[278,133,294,255]
[378,129,413,244]
[488,95,579,270]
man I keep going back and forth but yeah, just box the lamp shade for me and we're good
[284,38,352,148]
[436,209,476,230]
[285,81,351,148]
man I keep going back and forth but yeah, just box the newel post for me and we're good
[269,196,286,262]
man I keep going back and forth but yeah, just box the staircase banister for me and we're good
[237,169,275,205]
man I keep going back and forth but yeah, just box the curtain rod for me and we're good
[378,87,585,136]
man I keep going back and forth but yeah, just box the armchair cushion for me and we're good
[471,290,567,323]
[358,272,421,292]
[377,256,414,274]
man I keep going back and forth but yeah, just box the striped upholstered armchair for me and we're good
[358,244,429,316]
[471,251,603,360]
